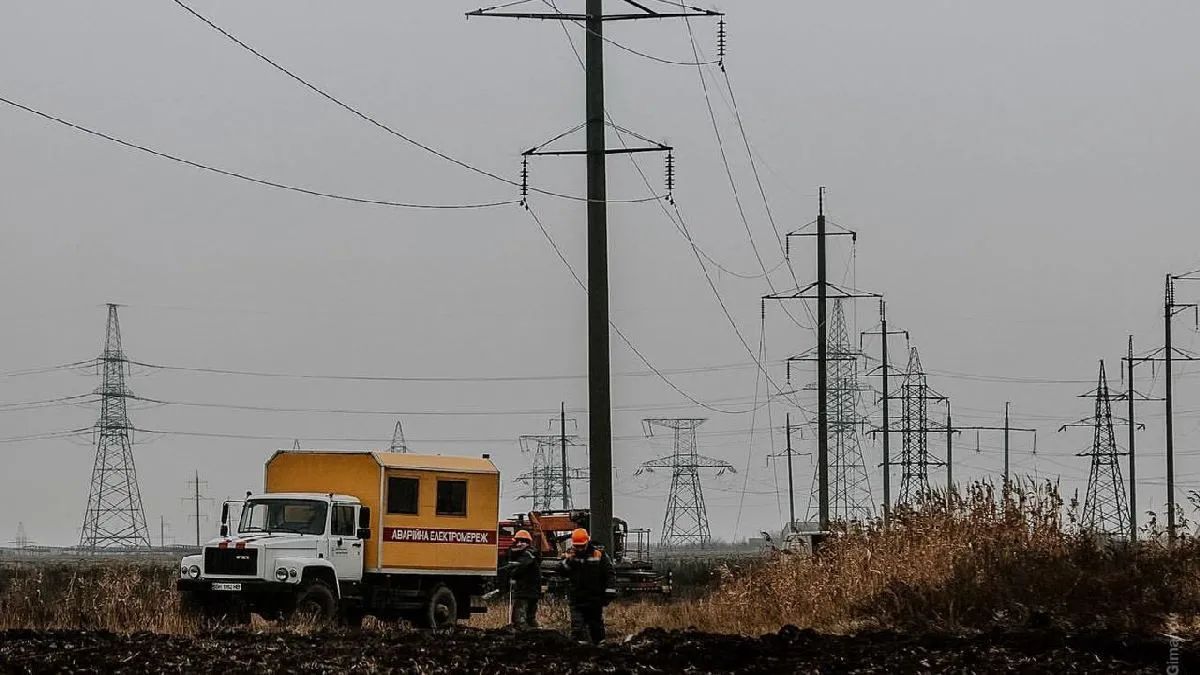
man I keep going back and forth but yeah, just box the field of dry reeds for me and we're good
[2,482,1198,637]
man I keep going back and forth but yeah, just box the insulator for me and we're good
[717,19,727,70]
[664,151,676,203]
[520,156,529,206]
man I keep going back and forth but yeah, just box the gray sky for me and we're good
[3,1,1200,546]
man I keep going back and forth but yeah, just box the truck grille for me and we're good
[204,547,258,576]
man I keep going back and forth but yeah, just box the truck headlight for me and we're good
[275,567,288,582]
[180,566,188,577]
[187,565,201,579]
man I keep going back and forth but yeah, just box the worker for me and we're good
[499,529,541,628]
[559,527,615,644]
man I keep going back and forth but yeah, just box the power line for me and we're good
[0,94,517,210]
[170,0,660,206]
[525,205,768,415]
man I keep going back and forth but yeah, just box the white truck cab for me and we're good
[178,492,370,623]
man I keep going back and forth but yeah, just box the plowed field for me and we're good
[0,625,1191,674]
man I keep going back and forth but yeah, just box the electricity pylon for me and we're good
[637,418,735,548]
[389,421,409,453]
[1059,361,1135,537]
[79,304,151,551]
[794,300,873,523]
[897,347,946,506]
[12,522,31,549]
[518,409,587,511]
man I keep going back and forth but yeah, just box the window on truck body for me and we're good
[387,476,419,515]
[331,504,356,536]
[436,479,468,516]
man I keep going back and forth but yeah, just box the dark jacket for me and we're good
[501,546,542,599]
[559,543,614,608]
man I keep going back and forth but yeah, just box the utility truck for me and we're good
[498,510,671,596]
[177,449,500,627]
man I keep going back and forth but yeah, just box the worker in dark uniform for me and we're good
[559,528,615,644]
[499,529,541,628]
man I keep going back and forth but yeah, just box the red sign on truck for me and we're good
[383,527,496,545]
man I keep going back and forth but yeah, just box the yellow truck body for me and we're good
[264,450,500,575]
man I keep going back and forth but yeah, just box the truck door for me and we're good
[329,503,364,580]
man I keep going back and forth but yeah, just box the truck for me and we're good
[177,449,500,628]
[498,510,671,596]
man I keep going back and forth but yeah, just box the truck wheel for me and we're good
[417,585,458,629]
[291,581,336,623]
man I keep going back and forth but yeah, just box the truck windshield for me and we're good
[239,499,328,536]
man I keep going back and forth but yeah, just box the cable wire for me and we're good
[0,94,518,210]
[171,0,661,205]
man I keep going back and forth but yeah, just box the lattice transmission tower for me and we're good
[12,522,31,549]
[1060,361,1130,536]
[517,408,587,512]
[79,304,150,551]
[797,300,874,522]
[897,346,946,506]
[389,420,409,453]
[637,418,735,547]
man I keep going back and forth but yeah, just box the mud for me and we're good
[0,625,1193,674]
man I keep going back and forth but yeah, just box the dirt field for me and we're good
[0,625,1192,674]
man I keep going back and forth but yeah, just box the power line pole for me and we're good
[765,193,877,530]
[467,1,722,550]
[183,470,213,547]
[1119,336,1163,543]
[518,413,587,512]
[766,414,811,533]
[561,403,569,510]
[79,304,150,552]
[946,403,955,500]
[956,405,1037,494]
[1164,273,1199,541]
[637,418,735,547]
[861,299,908,524]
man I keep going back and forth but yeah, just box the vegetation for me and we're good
[3,482,1199,637]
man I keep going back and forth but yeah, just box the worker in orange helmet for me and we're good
[559,527,615,644]
[499,529,541,628]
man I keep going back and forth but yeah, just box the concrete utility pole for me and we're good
[766,193,877,530]
[861,299,908,524]
[468,1,722,549]
[766,414,811,532]
[561,403,570,511]
[956,405,1036,496]
[1127,338,1137,541]
[1121,336,1162,543]
[815,191,829,529]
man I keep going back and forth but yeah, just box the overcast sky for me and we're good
[3,1,1200,546]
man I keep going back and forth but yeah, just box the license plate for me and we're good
[212,582,242,592]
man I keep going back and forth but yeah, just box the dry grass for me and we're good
[4,482,1199,637]
[0,560,193,633]
[675,481,1200,635]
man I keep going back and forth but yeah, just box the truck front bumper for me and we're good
[177,578,294,595]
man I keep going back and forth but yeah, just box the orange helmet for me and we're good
[570,528,590,547]
[513,530,533,543]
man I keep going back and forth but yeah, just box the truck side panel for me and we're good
[380,468,499,574]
